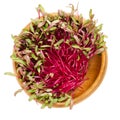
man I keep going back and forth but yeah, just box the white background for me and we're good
[0,0,120,120]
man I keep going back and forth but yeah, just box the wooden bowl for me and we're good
[13,51,107,107]
[13,15,107,108]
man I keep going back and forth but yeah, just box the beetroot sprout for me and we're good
[11,4,106,108]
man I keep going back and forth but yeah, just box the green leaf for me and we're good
[77,55,80,60]
[22,50,32,54]
[65,98,71,107]
[40,92,52,97]
[26,39,32,45]
[72,44,81,49]
[31,53,38,60]
[54,39,64,47]
[37,67,41,73]
[35,45,38,54]
[95,48,105,54]
[18,78,23,82]
[27,73,34,81]
[48,97,57,108]
[83,51,88,56]
[11,34,16,40]
[73,35,80,44]
[11,35,20,42]
[30,23,34,33]
[41,103,46,109]
[4,72,16,76]
[27,89,36,93]
[21,30,31,35]
[78,13,83,23]
[26,81,33,86]
[46,19,51,25]
[83,19,90,26]
[11,54,26,66]
[37,4,45,15]
[60,22,66,28]
[48,102,53,108]
[28,94,37,101]
[89,9,92,17]
[71,16,79,25]
[45,89,52,92]
[96,24,103,32]
[41,45,51,48]
[49,27,57,31]
[14,59,26,66]
[84,38,90,45]
[98,41,106,48]
[37,83,44,89]
[67,24,72,30]
[23,55,30,65]
[50,20,60,26]
[94,34,97,40]
[33,82,44,89]
[53,98,58,103]
[45,23,49,28]
[38,21,45,28]
[89,9,94,19]
[58,96,67,102]
[34,60,42,68]
[83,47,91,52]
